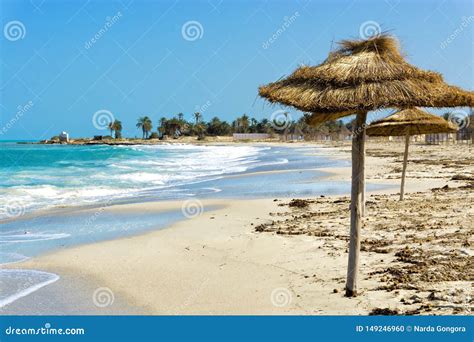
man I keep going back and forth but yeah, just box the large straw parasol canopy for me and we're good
[366,108,458,136]
[259,35,474,115]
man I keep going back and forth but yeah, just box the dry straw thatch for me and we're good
[305,111,352,126]
[366,108,458,202]
[259,35,474,115]
[366,108,458,136]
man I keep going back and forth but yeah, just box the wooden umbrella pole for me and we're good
[400,132,410,201]
[361,124,366,217]
[346,111,367,297]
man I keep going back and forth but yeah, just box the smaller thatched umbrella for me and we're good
[366,108,457,200]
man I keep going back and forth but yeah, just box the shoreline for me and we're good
[0,141,351,224]
[0,141,336,223]
[2,141,472,315]
[31,136,263,146]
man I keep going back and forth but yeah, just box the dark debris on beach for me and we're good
[255,183,473,315]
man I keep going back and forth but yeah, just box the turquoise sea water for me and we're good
[0,141,356,220]
[0,142,285,219]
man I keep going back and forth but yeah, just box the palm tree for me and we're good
[143,118,152,138]
[108,122,114,137]
[136,116,152,139]
[194,112,202,125]
[112,120,122,139]
[167,118,182,138]
[158,117,167,137]
[240,114,250,133]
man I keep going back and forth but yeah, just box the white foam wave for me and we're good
[0,232,70,243]
[0,252,30,264]
[0,269,59,307]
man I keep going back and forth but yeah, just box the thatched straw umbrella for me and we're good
[259,34,474,297]
[366,108,457,200]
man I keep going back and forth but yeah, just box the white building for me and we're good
[59,131,69,142]
[233,133,270,140]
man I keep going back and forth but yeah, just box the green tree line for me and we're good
[104,112,353,140]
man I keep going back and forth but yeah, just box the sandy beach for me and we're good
[3,2,474,341]
[3,141,473,315]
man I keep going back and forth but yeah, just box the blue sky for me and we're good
[1,0,473,139]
